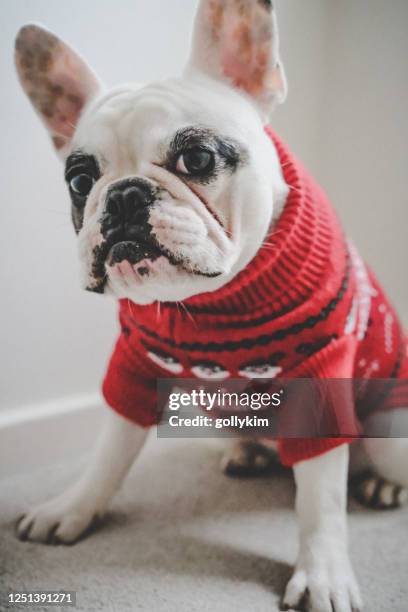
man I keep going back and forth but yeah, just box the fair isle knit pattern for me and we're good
[102,127,408,466]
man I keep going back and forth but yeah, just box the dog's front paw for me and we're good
[15,489,102,545]
[282,541,362,612]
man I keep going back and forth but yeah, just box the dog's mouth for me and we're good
[85,176,232,294]
[87,237,222,294]
[108,240,162,267]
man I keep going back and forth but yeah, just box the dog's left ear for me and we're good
[15,24,101,153]
[186,0,287,117]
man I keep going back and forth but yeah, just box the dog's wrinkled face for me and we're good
[15,0,288,304]
[69,81,285,302]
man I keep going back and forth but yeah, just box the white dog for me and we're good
[14,2,408,611]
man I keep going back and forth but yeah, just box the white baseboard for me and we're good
[0,393,103,478]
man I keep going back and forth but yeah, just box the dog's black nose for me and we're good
[102,178,155,241]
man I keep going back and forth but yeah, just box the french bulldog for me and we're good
[14,2,408,611]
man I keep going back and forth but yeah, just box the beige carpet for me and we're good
[0,435,407,612]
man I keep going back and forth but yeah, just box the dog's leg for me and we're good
[16,409,148,544]
[283,445,362,612]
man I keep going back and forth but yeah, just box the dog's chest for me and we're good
[118,256,402,386]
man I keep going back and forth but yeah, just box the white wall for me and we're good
[320,0,408,318]
[0,0,200,412]
[1,0,406,413]
[275,0,408,322]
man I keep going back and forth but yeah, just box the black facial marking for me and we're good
[65,151,100,185]
[89,241,112,293]
[167,126,248,184]
[87,238,162,294]
[65,150,100,233]
[216,139,243,170]
[108,242,161,266]
[85,282,105,295]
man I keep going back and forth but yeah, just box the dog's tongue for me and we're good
[108,241,161,266]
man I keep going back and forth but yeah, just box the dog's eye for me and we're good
[176,147,214,175]
[69,173,95,197]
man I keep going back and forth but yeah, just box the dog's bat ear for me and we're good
[15,24,101,153]
[186,0,287,117]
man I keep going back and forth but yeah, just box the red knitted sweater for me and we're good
[102,127,408,466]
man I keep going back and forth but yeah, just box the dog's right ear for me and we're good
[15,24,101,153]
[186,0,287,118]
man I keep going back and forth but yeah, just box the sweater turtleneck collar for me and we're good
[176,126,336,318]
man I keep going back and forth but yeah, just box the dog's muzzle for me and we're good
[100,178,162,265]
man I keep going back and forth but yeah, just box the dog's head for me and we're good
[15,0,288,304]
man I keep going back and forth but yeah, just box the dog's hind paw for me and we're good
[221,439,283,477]
[351,470,408,510]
